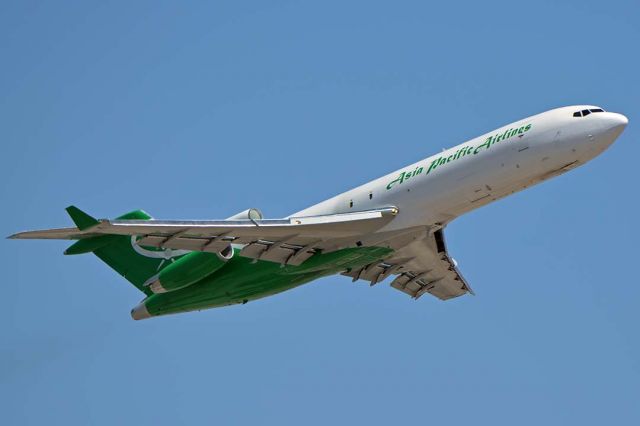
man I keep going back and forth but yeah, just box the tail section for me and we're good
[64,206,185,294]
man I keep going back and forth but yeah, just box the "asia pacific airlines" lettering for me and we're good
[386,123,532,190]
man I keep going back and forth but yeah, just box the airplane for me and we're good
[9,105,628,320]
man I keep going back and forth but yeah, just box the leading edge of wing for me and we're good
[95,206,399,239]
[8,207,399,240]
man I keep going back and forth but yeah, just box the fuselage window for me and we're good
[581,109,591,116]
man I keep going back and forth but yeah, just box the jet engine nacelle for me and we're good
[147,247,233,294]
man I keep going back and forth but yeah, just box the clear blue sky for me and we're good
[1,1,638,424]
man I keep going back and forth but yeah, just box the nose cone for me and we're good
[589,111,628,152]
[607,112,629,133]
[603,113,628,144]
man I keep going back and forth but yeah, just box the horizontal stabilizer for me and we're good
[66,205,99,230]
[64,235,117,255]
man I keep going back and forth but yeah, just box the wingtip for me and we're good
[7,231,33,239]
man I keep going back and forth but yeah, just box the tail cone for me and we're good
[131,303,151,320]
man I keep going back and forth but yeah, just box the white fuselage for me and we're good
[293,105,628,231]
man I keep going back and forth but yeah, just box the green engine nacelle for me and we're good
[147,247,233,294]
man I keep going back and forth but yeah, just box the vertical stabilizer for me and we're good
[64,207,185,295]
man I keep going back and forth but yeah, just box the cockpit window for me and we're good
[573,107,605,117]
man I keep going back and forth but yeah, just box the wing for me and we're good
[342,227,474,301]
[10,207,399,266]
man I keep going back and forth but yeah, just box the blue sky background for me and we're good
[1,1,638,424]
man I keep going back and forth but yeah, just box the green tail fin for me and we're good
[64,207,181,295]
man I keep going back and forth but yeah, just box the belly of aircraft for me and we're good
[141,246,393,318]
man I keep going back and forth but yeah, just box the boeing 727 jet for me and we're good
[10,105,628,320]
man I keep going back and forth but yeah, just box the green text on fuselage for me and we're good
[386,123,532,190]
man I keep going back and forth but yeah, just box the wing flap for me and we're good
[343,227,473,301]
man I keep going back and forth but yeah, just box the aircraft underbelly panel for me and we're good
[140,246,393,317]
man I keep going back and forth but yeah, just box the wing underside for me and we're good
[341,228,473,300]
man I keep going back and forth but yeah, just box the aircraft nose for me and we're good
[590,111,628,149]
[607,112,629,131]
